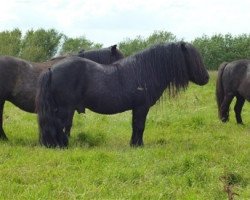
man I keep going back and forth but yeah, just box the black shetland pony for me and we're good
[216,59,250,124]
[36,42,209,148]
[0,45,124,140]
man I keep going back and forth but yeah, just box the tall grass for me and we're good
[0,72,249,199]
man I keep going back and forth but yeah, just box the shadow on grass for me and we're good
[71,131,107,148]
[1,131,107,149]
[0,137,39,147]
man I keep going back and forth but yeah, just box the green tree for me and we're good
[118,36,147,57]
[193,34,225,70]
[193,34,250,70]
[60,36,102,55]
[147,30,177,46]
[228,34,250,59]
[119,30,177,56]
[20,28,63,62]
[0,28,22,56]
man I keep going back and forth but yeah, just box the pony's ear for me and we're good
[78,49,85,54]
[111,45,117,54]
[180,42,186,51]
[78,49,85,57]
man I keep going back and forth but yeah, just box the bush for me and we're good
[19,29,63,62]
[119,30,177,56]
[60,36,103,55]
[0,29,22,56]
[192,34,250,70]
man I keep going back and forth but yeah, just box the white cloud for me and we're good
[0,0,250,46]
[0,1,18,24]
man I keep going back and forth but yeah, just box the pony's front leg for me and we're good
[130,106,149,147]
[44,107,72,148]
[0,101,7,140]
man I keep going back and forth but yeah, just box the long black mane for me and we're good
[132,42,189,91]
[107,42,191,105]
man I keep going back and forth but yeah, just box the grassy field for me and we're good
[0,72,249,199]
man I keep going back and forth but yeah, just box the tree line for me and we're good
[0,28,102,62]
[0,28,250,70]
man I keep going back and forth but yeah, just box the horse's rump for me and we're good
[36,69,68,147]
[216,62,228,118]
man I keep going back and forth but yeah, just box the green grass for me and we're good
[0,72,249,199]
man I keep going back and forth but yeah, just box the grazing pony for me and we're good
[0,45,124,140]
[36,42,209,148]
[216,59,250,124]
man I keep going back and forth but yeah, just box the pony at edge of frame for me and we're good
[0,45,124,140]
[36,41,209,148]
[216,59,250,124]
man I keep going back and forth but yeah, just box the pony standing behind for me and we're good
[216,59,250,124]
[0,45,124,140]
[36,42,209,148]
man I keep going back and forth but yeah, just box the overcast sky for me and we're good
[1,0,250,46]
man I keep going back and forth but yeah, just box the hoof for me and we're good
[130,141,144,147]
[0,134,8,141]
[221,117,228,123]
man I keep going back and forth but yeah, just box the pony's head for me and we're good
[78,49,85,57]
[109,44,124,62]
[181,42,209,85]
[78,45,124,64]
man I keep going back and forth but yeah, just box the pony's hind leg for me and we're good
[39,107,70,148]
[56,107,74,147]
[56,107,77,147]
[0,101,7,140]
[234,94,245,124]
[41,116,69,148]
[220,94,234,122]
[130,106,149,147]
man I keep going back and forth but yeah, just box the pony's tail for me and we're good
[216,62,228,120]
[36,68,68,148]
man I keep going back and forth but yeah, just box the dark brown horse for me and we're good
[216,59,250,124]
[0,45,124,140]
[36,42,209,148]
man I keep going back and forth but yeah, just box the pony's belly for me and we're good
[9,99,35,113]
[86,102,132,115]
[82,89,146,114]
[8,92,36,113]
